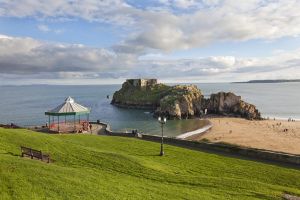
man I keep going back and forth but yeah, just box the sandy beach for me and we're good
[188,117,300,155]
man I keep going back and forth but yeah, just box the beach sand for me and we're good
[189,117,300,154]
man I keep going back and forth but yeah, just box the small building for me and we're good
[45,97,91,133]
[126,79,157,89]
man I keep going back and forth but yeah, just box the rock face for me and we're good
[111,79,261,120]
[203,92,261,120]
[155,85,203,119]
[111,79,170,109]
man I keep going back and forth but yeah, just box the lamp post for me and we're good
[158,116,167,156]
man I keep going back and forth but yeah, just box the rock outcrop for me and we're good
[154,85,203,119]
[111,79,170,109]
[202,92,261,120]
[112,79,261,120]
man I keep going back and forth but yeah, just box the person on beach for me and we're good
[89,124,92,133]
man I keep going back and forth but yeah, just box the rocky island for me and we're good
[111,79,261,120]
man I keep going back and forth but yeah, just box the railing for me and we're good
[89,121,300,166]
[2,121,300,166]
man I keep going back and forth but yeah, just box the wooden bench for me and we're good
[21,146,50,163]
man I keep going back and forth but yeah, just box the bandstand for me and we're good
[45,97,91,133]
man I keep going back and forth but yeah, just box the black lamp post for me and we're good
[158,116,167,156]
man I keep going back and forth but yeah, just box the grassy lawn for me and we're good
[113,83,171,105]
[0,127,299,200]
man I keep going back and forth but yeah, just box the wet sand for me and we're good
[189,117,300,154]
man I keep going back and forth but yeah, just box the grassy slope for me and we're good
[113,83,171,104]
[0,128,299,200]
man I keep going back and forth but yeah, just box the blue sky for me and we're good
[0,17,124,47]
[0,0,300,84]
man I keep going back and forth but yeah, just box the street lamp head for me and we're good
[158,116,166,156]
[158,116,167,124]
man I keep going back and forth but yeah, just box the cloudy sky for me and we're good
[0,0,300,85]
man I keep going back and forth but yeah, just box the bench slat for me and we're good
[20,146,50,163]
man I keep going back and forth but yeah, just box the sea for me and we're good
[0,82,299,136]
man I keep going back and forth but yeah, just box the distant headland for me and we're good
[111,79,261,120]
[233,79,300,83]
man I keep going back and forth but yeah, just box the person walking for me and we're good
[89,123,93,133]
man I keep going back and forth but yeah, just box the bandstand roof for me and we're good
[45,96,90,116]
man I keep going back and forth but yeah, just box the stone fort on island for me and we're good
[126,79,157,89]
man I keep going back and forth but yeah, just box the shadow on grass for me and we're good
[133,153,163,157]
[157,141,300,170]
[1,151,19,157]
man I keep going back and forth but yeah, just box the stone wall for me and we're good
[126,79,157,89]
[141,134,300,165]
[91,121,300,166]
[91,121,137,137]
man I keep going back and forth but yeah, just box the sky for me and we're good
[0,0,300,85]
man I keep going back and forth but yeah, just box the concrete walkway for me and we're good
[90,123,106,135]
[176,122,212,139]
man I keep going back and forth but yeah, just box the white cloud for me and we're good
[1,34,300,84]
[53,29,64,34]
[0,35,136,76]
[0,34,12,39]
[158,0,222,9]
[1,1,300,83]
[119,0,300,52]
[37,24,65,34]
[159,0,201,8]
[0,0,136,25]
[1,0,300,53]
[37,24,50,32]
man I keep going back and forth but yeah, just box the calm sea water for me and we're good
[0,82,299,136]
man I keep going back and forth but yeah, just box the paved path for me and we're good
[90,123,106,135]
[176,123,212,139]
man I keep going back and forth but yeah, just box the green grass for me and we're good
[0,127,299,200]
[114,83,171,104]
